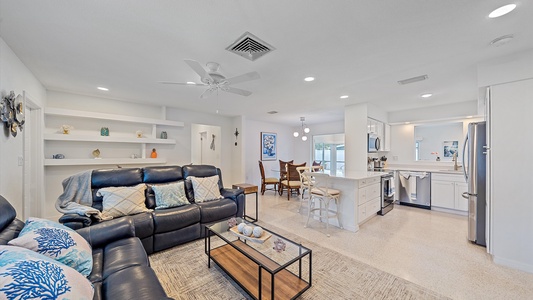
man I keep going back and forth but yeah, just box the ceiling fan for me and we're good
[160,60,260,99]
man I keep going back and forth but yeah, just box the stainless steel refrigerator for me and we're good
[462,121,486,246]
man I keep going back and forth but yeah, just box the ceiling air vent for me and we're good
[397,75,428,85]
[226,32,275,61]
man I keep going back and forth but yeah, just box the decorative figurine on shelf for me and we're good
[136,130,143,138]
[92,149,101,159]
[60,124,74,134]
[227,217,237,228]
[100,127,109,136]
[52,154,65,159]
[150,148,157,158]
[273,238,286,253]
[160,131,168,139]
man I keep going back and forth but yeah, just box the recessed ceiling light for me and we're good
[489,4,517,18]
[304,77,315,82]
[421,93,433,98]
[97,87,109,91]
[186,82,196,85]
[340,95,349,99]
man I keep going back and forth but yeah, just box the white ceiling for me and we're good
[1,1,531,125]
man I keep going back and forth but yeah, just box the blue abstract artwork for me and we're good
[261,132,277,161]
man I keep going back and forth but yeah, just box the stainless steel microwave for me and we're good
[368,133,380,153]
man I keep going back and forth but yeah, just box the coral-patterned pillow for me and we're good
[0,245,93,299]
[8,217,92,277]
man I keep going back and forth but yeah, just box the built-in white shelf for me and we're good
[44,107,184,127]
[43,134,176,144]
[44,158,166,166]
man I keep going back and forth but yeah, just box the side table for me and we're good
[232,183,258,223]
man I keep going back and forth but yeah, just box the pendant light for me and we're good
[293,117,310,141]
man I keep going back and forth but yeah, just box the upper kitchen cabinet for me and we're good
[367,118,390,152]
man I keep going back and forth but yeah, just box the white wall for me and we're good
[479,48,533,273]
[388,100,478,124]
[415,122,463,161]
[242,119,294,188]
[44,91,237,220]
[0,37,46,217]
[388,118,483,166]
[344,103,368,171]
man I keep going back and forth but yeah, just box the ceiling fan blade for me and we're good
[200,88,216,99]
[224,87,252,97]
[184,60,213,81]
[158,81,207,86]
[224,72,260,85]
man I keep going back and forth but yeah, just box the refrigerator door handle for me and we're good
[462,134,469,183]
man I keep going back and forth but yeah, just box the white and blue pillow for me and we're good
[8,217,93,277]
[0,245,94,299]
[152,181,190,209]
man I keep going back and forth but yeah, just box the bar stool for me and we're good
[304,172,342,237]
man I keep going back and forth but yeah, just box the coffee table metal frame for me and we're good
[205,218,312,300]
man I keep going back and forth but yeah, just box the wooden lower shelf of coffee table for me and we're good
[210,240,308,300]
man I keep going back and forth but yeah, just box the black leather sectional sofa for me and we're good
[59,164,245,254]
[0,195,171,300]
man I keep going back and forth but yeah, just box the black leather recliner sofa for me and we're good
[0,195,171,300]
[59,164,245,254]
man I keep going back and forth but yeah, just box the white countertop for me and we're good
[328,170,388,180]
[379,164,464,175]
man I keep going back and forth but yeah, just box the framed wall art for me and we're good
[443,140,459,158]
[261,132,277,161]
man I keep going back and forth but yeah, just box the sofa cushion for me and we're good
[152,181,190,209]
[103,265,169,300]
[129,212,154,240]
[153,205,201,234]
[0,245,94,299]
[143,165,183,183]
[189,175,223,203]
[8,217,93,277]
[102,238,149,279]
[196,198,237,223]
[98,183,151,219]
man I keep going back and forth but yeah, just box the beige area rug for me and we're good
[149,223,449,300]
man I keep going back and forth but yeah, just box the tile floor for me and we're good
[247,191,533,300]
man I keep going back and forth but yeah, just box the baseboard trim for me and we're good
[493,256,533,274]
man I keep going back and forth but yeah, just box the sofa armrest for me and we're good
[58,214,93,229]
[76,217,135,249]
[221,188,245,218]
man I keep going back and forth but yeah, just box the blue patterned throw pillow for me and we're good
[8,217,93,277]
[152,181,190,209]
[0,245,94,299]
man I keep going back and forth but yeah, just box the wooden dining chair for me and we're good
[258,161,279,195]
[280,162,306,200]
[312,160,322,167]
[278,159,293,184]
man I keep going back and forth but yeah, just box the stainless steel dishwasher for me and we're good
[398,171,431,209]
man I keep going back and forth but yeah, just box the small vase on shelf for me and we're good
[150,148,157,158]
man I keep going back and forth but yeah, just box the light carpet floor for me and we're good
[150,223,449,300]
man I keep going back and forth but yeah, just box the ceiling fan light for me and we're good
[302,136,308,141]
[304,127,310,133]
[293,131,299,137]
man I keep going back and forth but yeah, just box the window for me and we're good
[313,134,345,176]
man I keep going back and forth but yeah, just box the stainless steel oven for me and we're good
[379,174,394,215]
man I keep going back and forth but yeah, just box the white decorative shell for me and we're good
[253,226,263,238]
[243,225,253,237]
[237,222,246,233]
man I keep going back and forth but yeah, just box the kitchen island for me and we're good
[318,171,388,232]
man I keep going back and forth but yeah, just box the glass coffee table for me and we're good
[205,218,312,300]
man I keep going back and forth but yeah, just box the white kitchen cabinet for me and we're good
[383,123,391,151]
[357,176,381,224]
[431,173,467,213]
